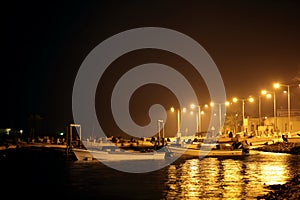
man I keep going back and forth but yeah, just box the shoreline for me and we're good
[255,142,300,200]
[255,141,300,155]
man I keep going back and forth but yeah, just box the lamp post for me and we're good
[259,91,274,126]
[170,107,186,138]
[157,119,164,146]
[258,95,262,126]
[274,83,290,133]
[261,90,276,131]
[232,97,254,132]
[210,101,230,134]
[190,103,208,133]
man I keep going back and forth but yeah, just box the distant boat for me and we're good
[168,141,260,157]
[71,147,166,161]
[168,145,260,157]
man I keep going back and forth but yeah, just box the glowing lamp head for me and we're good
[170,107,175,112]
[273,83,280,89]
[261,90,267,95]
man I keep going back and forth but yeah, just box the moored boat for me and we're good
[168,145,260,157]
[168,140,260,157]
[71,147,166,161]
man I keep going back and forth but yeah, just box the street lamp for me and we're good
[190,103,208,133]
[259,91,272,125]
[210,101,230,134]
[274,83,291,133]
[232,97,254,132]
[258,95,262,125]
[170,106,186,138]
[157,119,164,146]
[261,89,276,131]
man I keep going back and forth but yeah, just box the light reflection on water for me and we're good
[164,153,299,200]
[67,152,300,199]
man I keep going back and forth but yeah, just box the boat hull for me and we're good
[168,146,260,157]
[72,148,166,161]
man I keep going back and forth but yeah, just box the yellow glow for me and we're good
[248,97,254,102]
[261,90,267,95]
[200,111,204,115]
[225,101,230,106]
[210,102,215,107]
[273,83,280,89]
[260,164,288,185]
[190,103,196,109]
[266,93,272,99]
[204,104,208,108]
[190,111,194,115]
[182,107,187,113]
[170,107,175,112]
[232,97,238,102]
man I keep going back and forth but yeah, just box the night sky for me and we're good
[2,1,300,136]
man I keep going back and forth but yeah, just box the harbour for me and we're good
[2,1,300,199]
[1,144,300,199]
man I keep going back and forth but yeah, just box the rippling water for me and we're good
[2,150,300,199]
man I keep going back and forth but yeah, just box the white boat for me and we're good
[71,148,166,161]
[168,142,260,157]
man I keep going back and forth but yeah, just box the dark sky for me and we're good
[1,0,300,136]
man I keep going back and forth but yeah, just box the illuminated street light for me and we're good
[170,107,186,138]
[210,101,230,133]
[258,92,272,126]
[261,89,276,131]
[232,97,254,132]
[274,82,290,133]
[157,119,164,146]
[190,103,209,133]
[273,82,299,133]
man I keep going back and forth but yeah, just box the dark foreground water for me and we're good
[1,149,300,200]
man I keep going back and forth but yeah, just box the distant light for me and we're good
[232,97,238,103]
[190,104,196,109]
[273,83,280,89]
[225,101,230,106]
[20,130,23,134]
[261,90,267,95]
[248,97,254,102]
[182,107,187,113]
[6,128,11,135]
[210,102,215,107]
[283,90,287,94]
[190,111,194,115]
[170,107,175,112]
[266,94,272,99]
[60,132,64,136]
